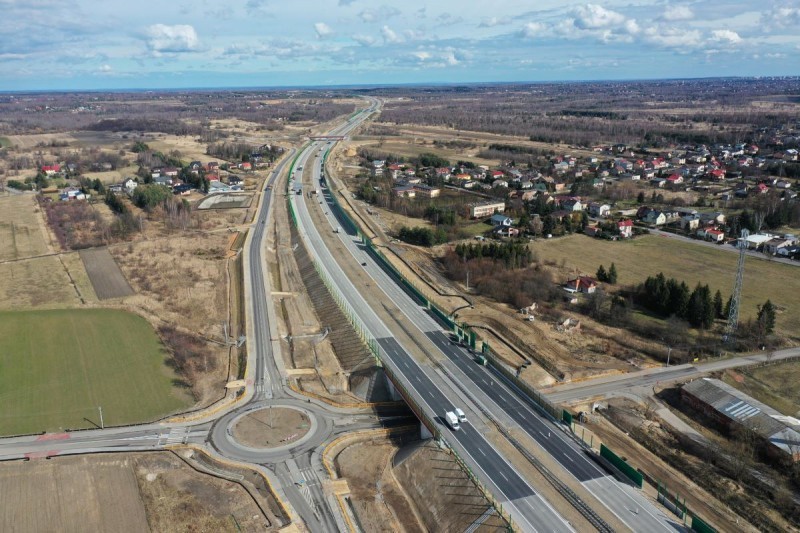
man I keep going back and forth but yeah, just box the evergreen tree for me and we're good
[596,264,608,282]
[713,290,724,319]
[608,263,618,284]
[666,279,689,318]
[637,191,645,203]
[723,295,733,319]
[757,300,776,335]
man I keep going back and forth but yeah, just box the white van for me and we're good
[455,408,467,423]
[445,411,460,431]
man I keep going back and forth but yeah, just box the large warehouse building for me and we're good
[682,377,800,462]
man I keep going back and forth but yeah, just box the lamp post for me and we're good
[98,406,104,429]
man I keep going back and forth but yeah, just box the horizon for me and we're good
[2,1,799,91]
[2,75,798,95]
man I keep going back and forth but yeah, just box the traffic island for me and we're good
[231,407,311,449]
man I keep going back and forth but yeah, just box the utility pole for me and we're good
[98,406,104,429]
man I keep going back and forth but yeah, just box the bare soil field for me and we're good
[0,452,269,533]
[232,407,311,448]
[0,455,148,533]
[0,193,50,260]
[79,246,134,299]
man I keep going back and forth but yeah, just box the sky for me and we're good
[1,0,798,90]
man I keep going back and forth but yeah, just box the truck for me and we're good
[454,408,467,423]
[444,411,460,431]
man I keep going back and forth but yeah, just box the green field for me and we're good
[531,234,800,340]
[0,137,11,148]
[723,362,800,417]
[0,309,193,436]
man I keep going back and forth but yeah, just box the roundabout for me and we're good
[232,406,312,449]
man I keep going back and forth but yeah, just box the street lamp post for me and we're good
[98,406,104,429]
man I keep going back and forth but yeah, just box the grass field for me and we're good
[531,234,800,340]
[723,363,800,417]
[0,194,50,261]
[0,309,192,436]
[0,136,11,148]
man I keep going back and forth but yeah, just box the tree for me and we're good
[724,294,733,319]
[686,283,714,329]
[757,300,776,335]
[713,290,724,319]
[542,215,555,236]
[637,191,646,204]
[596,264,608,282]
[608,262,618,284]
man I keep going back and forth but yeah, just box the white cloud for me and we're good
[761,6,800,28]
[661,5,693,21]
[381,25,402,43]
[99,63,112,72]
[709,29,742,44]
[480,16,511,28]
[351,34,376,46]
[572,4,626,30]
[314,22,333,39]
[412,51,431,61]
[520,22,545,39]
[643,26,703,49]
[359,6,400,23]
[145,24,199,53]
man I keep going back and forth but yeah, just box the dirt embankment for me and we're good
[332,434,508,533]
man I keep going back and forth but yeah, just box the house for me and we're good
[42,164,61,175]
[699,212,726,225]
[617,219,634,238]
[206,162,219,171]
[560,197,583,212]
[494,226,520,238]
[162,167,179,177]
[393,185,416,198]
[122,178,138,195]
[469,201,506,219]
[492,179,508,188]
[680,214,701,231]
[173,184,192,195]
[584,224,602,237]
[227,176,243,186]
[413,184,440,198]
[697,228,725,242]
[434,167,451,180]
[764,237,793,255]
[644,210,667,226]
[372,160,385,170]
[153,175,173,186]
[587,202,610,218]
[490,214,513,227]
[239,161,252,171]
[666,173,684,185]
[59,187,86,201]
[564,276,597,294]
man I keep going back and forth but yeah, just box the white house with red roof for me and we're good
[617,219,634,238]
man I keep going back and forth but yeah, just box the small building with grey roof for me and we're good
[682,377,800,462]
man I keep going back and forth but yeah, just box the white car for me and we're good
[455,408,467,423]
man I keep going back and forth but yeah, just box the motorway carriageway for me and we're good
[294,134,680,532]
[290,137,574,532]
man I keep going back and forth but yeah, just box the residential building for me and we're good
[617,219,634,238]
[469,201,506,219]
[588,202,610,217]
[564,276,597,294]
[490,214,513,227]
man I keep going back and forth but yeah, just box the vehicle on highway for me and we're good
[296,189,302,195]
[455,408,467,423]
[444,411,460,430]
[334,226,341,233]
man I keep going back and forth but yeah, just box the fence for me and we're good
[599,444,644,488]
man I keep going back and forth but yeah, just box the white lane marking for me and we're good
[499,471,509,482]
[477,447,487,457]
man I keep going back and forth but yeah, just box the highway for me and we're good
[290,115,687,531]
[290,125,578,531]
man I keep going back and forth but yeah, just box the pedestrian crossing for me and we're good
[159,428,188,446]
